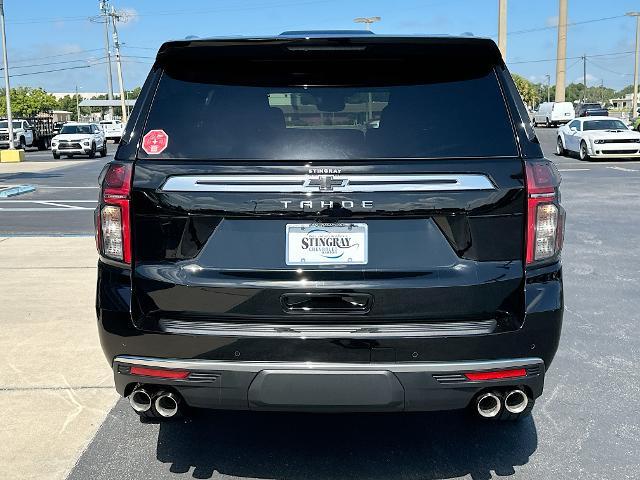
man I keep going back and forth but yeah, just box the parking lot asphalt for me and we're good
[2,131,639,479]
[0,146,111,235]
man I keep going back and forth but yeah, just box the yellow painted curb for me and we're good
[0,149,25,163]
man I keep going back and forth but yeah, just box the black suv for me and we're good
[575,103,608,117]
[96,32,565,421]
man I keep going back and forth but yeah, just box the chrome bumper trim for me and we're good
[160,173,496,193]
[158,319,497,338]
[114,355,544,374]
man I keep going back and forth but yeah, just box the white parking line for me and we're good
[0,208,93,211]
[34,201,89,210]
[34,186,98,189]
[0,199,96,203]
[607,166,638,172]
[559,168,590,172]
[0,199,96,211]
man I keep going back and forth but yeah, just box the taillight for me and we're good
[98,163,132,263]
[464,368,527,381]
[525,160,565,265]
[130,366,189,379]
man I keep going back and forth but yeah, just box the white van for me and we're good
[99,120,124,143]
[533,102,575,127]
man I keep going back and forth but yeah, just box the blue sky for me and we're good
[3,0,640,93]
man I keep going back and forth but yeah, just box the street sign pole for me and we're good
[0,0,15,150]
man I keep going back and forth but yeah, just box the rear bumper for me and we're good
[113,355,544,412]
[97,261,563,412]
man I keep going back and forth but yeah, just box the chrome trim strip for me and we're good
[160,174,496,193]
[158,319,497,338]
[529,192,555,199]
[114,355,543,374]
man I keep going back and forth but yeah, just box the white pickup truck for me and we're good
[99,120,124,143]
[0,118,54,150]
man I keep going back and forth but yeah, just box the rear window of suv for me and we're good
[139,52,518,160]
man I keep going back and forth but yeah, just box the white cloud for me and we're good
[574,73,599,84]
[115,7,139,28]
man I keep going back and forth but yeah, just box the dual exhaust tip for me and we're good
[476,389,529,418]
[129,387,180,418]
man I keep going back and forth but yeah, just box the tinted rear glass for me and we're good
[140,52,517,160]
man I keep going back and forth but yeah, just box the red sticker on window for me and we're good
[142,129,169,155]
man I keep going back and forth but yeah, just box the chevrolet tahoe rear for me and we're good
[95,33,565,421]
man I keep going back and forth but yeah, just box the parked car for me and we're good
[556,116,640,160]
[0,117,55,150]
[96,32,565,422]
[51,122,107,159]
[99,120,125,143]
[575,103,608,117]
[532,101,575,127]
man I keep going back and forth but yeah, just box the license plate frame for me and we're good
[286,223,368,266]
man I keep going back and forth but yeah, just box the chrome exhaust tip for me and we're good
[476,392,502,418]
[504,389,529,414]
[154,391,180,418]
[129,388,152,413]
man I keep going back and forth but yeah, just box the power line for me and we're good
[6,15,89,25]
[506,14,626,37]
[0,58,102,71]
[6,0,341,25]
[10,48,104,64]
[508,50,634,65]
[121,54,154,60]
[588,59,633,76]
[7,63,95,78]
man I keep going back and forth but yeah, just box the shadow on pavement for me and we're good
[155,408,538,480]
[0,172,64,182]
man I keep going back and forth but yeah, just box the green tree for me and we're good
[615,85,634,97]
[512,74,539,107]
[0,87,57,117]
[56,94,82,121]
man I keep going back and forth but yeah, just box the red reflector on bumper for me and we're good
[464,368,527,381]
[129,366,189,379]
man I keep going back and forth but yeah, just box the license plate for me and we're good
[286,223,368,265]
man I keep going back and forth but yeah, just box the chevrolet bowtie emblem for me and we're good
[303,175,350,192]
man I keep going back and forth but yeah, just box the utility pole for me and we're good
[582,54,587,102]
[545,74,551,103]
[0,0,15,151]
[111,19,127,123]
[99,0,115,119]
[627,12,640,118]
[498,0,507,59]
[555,0,568,102]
